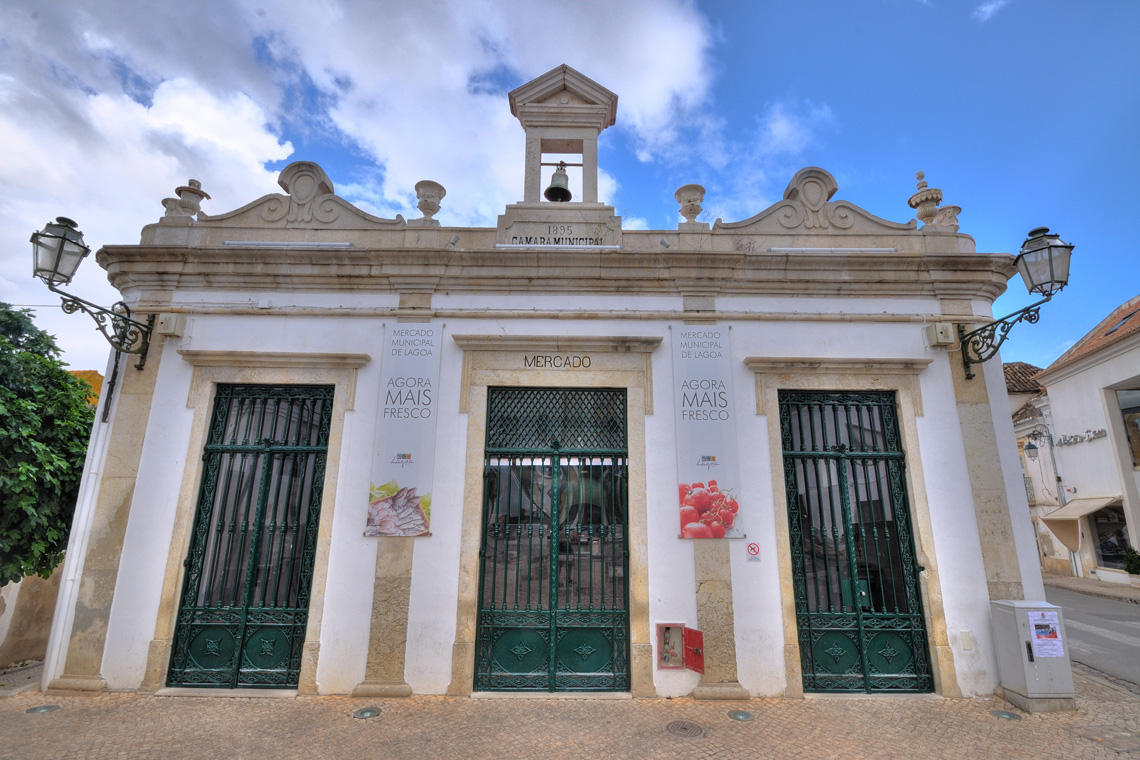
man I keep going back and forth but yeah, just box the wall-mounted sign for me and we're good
[523,354,592,369]
[365,324,444,537]
[1057,429,1107,446]
[672,327,743,539]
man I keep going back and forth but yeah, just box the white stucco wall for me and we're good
[93,289,1018,696]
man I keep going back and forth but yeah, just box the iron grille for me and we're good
[168,384,333,688]
[778,390,933,693]
[475,388,630,691]
[486,387,626,452]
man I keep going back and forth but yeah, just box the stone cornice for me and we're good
[452,334,662,353]
[98,244,1014,304]
[178,350,371,368]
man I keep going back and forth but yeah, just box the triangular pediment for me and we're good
[509,64,617,129]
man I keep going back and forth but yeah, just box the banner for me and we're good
[365,323,443,537]
[672,326,743,539]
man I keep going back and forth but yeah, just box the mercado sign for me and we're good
[365,324,444,537]
[671,326,744,539]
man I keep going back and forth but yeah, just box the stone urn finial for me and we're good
[674,184,705,224]
[415,180,446,222]
[161,178,211,221]
[907,171,942,226]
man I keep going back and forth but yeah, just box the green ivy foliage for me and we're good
[1124,544,1140,576]
[0,304,95,586]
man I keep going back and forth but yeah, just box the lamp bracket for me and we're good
[49,282,154,370]
[957,295,1051,379]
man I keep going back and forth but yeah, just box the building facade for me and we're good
[44,66,1043,699]
[1033,295,1140,584]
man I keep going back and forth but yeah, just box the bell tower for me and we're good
[497,65,622,247]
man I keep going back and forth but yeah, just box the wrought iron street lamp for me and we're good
[1024,440,1039,461]
[30,217,154,369]
[959,227,1074,379]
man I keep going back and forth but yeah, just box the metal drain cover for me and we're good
[666,720,705,737]
[989,710,1021,721]
[353,707,381,719]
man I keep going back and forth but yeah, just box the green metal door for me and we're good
[779,390,933,693]
[475,388,630,691]
[168,384,334,688]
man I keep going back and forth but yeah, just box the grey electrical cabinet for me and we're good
[990,600,1075,713]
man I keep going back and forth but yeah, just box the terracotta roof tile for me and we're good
[1003,361,1044,393]
[1039,294,1140,378]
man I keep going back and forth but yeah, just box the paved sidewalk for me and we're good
[1042,573,1140,605]
[2,668,1138,760]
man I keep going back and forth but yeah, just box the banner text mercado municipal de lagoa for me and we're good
[365,323,443,537]
[672,326,743,539]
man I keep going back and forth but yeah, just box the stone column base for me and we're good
[352,680,413,698]
[46,674,107,696]
[692,682,750,700]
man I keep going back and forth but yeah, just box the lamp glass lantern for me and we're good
[1024,440,1039,461]
[1014,226,1074,298]
[31,217,91,287]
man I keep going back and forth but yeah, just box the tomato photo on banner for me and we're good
[679,479,740,538]
[671,326,744,538]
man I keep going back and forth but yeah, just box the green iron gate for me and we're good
[168,384,334,688]
[778,390,933,693]
[475,388,630,691]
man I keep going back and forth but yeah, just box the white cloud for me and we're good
[973,0,1012,22]
[0,0,723,366]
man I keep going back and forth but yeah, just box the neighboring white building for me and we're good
[44,66,1043,700]
[1005,362,1070,576]
[1034,295,1140,584]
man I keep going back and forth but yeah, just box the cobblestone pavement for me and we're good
[2,668,1138,760]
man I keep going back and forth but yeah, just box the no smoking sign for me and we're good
[746,543,760,562]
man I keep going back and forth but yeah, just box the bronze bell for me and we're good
[544,161,572,202]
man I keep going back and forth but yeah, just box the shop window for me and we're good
[1117,389,1140,467]
[1091,505,1130,570]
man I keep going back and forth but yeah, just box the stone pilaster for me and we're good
[690,541,748,699]
[47,331,165,695]
[944,299,1024,600]
[352,538,415,697]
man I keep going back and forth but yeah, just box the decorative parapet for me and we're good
[714,167,917,234]
[195,160,405,230]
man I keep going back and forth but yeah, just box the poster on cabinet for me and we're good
[672,326,743,538]
[365,323,444,537]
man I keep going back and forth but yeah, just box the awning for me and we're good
[1041,496,1121,552]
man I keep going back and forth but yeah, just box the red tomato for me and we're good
[707,479,719,493]
[683,487,714,513]
[681,522,713,539]
[678,483,690,503]
[679,505,700,527]
[690,482,705,491]
[717,510,735,529]
[708,521,726,538]
[722,497,739,514]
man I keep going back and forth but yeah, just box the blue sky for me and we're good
[1,0,1136,373]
